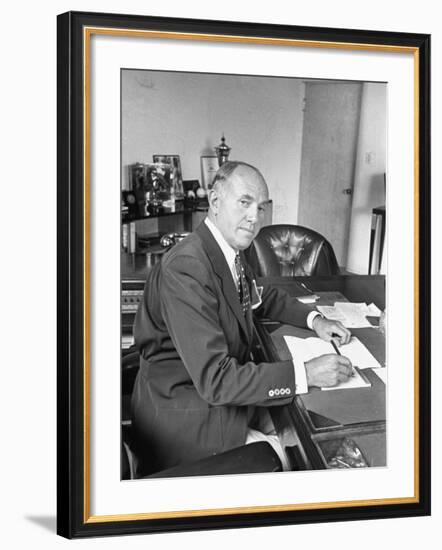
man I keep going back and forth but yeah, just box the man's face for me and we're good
[210,166,270,251]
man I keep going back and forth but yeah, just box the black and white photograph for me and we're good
[54,9,430,539]
[120,68,387,480]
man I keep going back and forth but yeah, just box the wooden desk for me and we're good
[257,274,385,310]
[254,275,386,470]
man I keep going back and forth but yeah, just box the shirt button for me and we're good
[286,388,291,395]
[274,389,280,396]
[268,390,274,397]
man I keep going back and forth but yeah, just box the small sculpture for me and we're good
[214,134,231,167]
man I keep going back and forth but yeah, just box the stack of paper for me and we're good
[316,302,381,329]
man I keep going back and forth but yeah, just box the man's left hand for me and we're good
[312,316,351,345]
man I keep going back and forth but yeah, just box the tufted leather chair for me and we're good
[246,224,340,277]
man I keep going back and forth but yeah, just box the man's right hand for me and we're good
[305,354,353,388]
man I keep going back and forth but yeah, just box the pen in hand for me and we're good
[330,338,341,355]
[331,338,355,377]
[299,281,313,294]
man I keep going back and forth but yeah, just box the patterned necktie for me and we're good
[234,254,251,315]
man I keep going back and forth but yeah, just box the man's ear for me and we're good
[208,188,219,213]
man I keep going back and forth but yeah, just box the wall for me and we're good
[347,83,387,273]
[122,70,305,224]
[123,72,388,270]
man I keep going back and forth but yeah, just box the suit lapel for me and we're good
[196,223,250,340]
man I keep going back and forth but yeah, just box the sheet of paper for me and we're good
[334,302,373,328]
[367,302,382,316]
[296,294,320,304]
[284,336,373,391]
[284,334,381,366]
[316,302,374,328]
[284,335,331,362]
[284,335,381,369]
[338,337,382,370]
[315,304,347,323]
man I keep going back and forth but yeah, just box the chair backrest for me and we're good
[246,224,340,277]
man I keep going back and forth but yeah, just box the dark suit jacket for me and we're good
[131,222,314,472]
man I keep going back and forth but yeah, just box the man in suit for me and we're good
[131,161,352,473]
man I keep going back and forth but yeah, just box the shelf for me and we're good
[122,201,208,224]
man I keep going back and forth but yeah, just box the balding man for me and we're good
[131,161,352,473]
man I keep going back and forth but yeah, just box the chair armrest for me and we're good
[145,441,282,478]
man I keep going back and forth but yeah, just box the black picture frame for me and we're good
[57,10,431,539]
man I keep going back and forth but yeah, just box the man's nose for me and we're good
[246,205,258,223]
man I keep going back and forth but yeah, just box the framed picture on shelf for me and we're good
[200,155,219,190]
[57,10,430,539]
[153,154,184,198]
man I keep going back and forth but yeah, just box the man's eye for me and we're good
[258,205,267,213]
[240,200,250,206]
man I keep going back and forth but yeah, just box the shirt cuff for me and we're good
[292,358,308,395]
[307,310,322,330]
